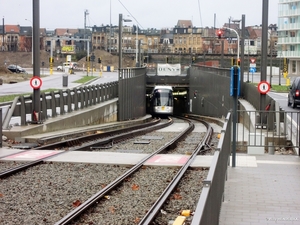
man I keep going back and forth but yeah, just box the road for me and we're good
[244,72,300,111]
[0,69,118,125]
[243,71,294,86]
[0,69,118,96]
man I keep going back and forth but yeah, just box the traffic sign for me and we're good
[91,54,95,62]
[30,76,42,89]
[257,81,270,95]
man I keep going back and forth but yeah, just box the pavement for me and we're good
[219,95,300,225]
[219,94,300,225]
[219,154,300,225]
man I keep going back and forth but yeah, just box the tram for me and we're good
[149,85,174,117]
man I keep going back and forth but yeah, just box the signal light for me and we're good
[98,57,101,63]
[231,58,236,66]
[237,58,241,66]
[192,57,195,63]
[217,30,222,39]
[193,90,198,98]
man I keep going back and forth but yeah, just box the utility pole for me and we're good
[109,0,112,53]
[260,0,269,112]
[84,9,89,51]
[136,24,138,67]
[240,15,245,89]
[32,0,41,122]
[2,17,4,51]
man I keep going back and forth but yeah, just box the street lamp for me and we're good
[223,27,240,65]
[25,18,33,66]
[268,30,277,87]
[136,24,138,67]
[118,14,132,75]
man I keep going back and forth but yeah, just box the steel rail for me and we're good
[34,118,161,150]
[138,118,213,224]
[0,118,171,178]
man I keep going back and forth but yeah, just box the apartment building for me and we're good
[0,19,276,61]
[171,20,202,54]
[278,0,300,74]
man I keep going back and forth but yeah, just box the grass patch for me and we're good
[74,76,97,83]
[252,83,290,93]
[270,84,290,92]
[0,76,97,103]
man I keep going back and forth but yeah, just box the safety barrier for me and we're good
[191,112,232,225]
[237,109,299,155]
[2,82,118,129]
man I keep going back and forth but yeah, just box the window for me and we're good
[292,61,296,73]
[290,31,296,37]
[290,2,297,10]
[290,45,295,51]
[290,17,296,24]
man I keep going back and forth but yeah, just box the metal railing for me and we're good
[191,112,232,225]
[2,82,118,129]
[237,110,300,155]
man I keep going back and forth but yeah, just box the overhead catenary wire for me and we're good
[118,0,144,29]
[197,0,203,27]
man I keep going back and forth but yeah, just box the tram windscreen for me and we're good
[153,90,173,106]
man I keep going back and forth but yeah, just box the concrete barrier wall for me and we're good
[3,99,118,141]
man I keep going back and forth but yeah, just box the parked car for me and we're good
[57,62,78,71]
[7,64,26,73]
[288,77,300,108]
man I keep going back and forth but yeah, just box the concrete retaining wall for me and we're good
[3,99,118,141]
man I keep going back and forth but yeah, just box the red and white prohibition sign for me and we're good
[257,81,270,95]
[30,76,42,89]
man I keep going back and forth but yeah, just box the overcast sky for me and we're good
[0,0,278,30]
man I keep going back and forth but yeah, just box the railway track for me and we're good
[0,118,169,178]
[0,116,216,225]
[55,117,213,225]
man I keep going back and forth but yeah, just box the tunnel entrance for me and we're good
[146,86,189,116]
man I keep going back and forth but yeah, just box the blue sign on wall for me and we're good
[230,66,241,97]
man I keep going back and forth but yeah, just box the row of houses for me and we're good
[0,20,278,57]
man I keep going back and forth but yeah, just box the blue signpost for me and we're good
[230,66,241,97]
[230,65,241,167]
